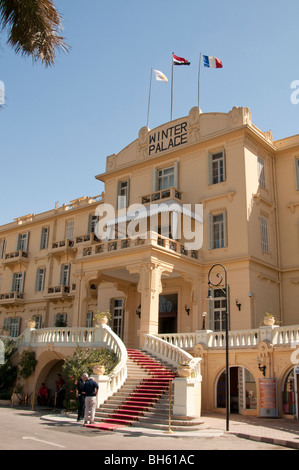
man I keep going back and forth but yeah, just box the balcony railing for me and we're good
[141,187,182,205]
[0,291,24,305]
[158,325,299,350]
[79,232,200,262]
[2,250,29,267]
[45,285,75,299]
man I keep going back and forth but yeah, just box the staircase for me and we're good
[85,349,205,432]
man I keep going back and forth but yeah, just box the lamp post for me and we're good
[207,263,229,432]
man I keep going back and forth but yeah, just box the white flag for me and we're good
[0,81,4,105]
[153,69,168,83]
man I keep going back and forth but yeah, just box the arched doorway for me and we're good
[282,367,299,418]
[216,366,257,414]
[34,357,65,407]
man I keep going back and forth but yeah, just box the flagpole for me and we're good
[198,52,202,109]
[171,52,174,121]
[147,68,153,128]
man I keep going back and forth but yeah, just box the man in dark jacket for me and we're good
[83,376,99,424]
[77,373,88,421]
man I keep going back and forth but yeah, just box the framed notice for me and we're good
[258,378,278,418]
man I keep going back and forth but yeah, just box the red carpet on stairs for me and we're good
[85,348,175,431]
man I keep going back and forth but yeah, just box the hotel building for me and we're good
[1,105,299,419]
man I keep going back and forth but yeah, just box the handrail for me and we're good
[143,333,201,380]
[18,325,127,397]
[158,324,299,349]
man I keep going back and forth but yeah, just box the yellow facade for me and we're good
[1,106,299,417]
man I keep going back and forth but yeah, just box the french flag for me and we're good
[203,55,223,68]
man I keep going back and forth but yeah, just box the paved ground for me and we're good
[40,409,299,450]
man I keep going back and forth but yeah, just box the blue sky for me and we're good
[0,0,298,226]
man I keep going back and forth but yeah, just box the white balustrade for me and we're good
[143,333,201,381]
[157,325,299,350]
[19,324,127,399]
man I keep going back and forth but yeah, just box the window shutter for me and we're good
[16,234,21,251]
[88,214,93,233]
[152,168,159,192]
[173,161,179,189]
[35,269,40,291]
[210,213,214,249]
[223,210,228,247]
[208,296,214,330]
[208,153,213,185]
[222,148,226,182]
[21,272,26,293]
[116,181,121,208]
[25,231,30,251]
[11,273,16,292]
[126,178,130,207]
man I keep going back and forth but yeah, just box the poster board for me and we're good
[259,378,278,417]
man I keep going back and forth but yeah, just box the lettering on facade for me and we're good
[148,122,188,156]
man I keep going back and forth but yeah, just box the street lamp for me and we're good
[207,263,229,432]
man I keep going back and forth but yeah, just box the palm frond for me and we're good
[0,0,69,66]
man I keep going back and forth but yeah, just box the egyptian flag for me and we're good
[203,55,223,68]
[173,54,190,66]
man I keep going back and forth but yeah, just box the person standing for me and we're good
[77,373,88,421]
[83,376,99,425]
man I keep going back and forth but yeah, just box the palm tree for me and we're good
[0,0,69,66]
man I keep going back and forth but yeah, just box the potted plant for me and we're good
[177,361,192,378]
[26,316,37,329]
[93,310,111,326]
[263,313,276,326]
[1,327,10,336]
[92,363,105,375]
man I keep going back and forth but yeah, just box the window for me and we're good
[60,264,70,286]
[208,288,228,332]
[257,156,265,188]
[88,214,98,234]
[0,239,6,258]
[111,298,123,339]
[11,272,25,293]
[34,315,42,329]
[295,159,299,190]
[65,221,74,240]
[40,227,49,249]
[208,150,226,184]
[35,268,46,292]
[152,162,179,192]
[4,317,20,337]
[16,232,29,251]
[209,211,227,249]
[158,167,174,190]
[117,179,130,209]
[54,313,67,327]
[86,311,93,327]
[260,215,269,252]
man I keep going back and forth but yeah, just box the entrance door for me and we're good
[216,367,257,414]
[158,294,177,334]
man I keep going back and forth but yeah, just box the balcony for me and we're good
[2,250,29,269]
[79,232,200,262]
[0,291,24,306]
[75,233,99,245]
[141,187,182,205]
[48,239,77,259]
[45,284,75,300]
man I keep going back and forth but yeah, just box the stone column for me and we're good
[128,260,173,346]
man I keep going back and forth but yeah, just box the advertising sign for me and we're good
[259,378,278,417]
